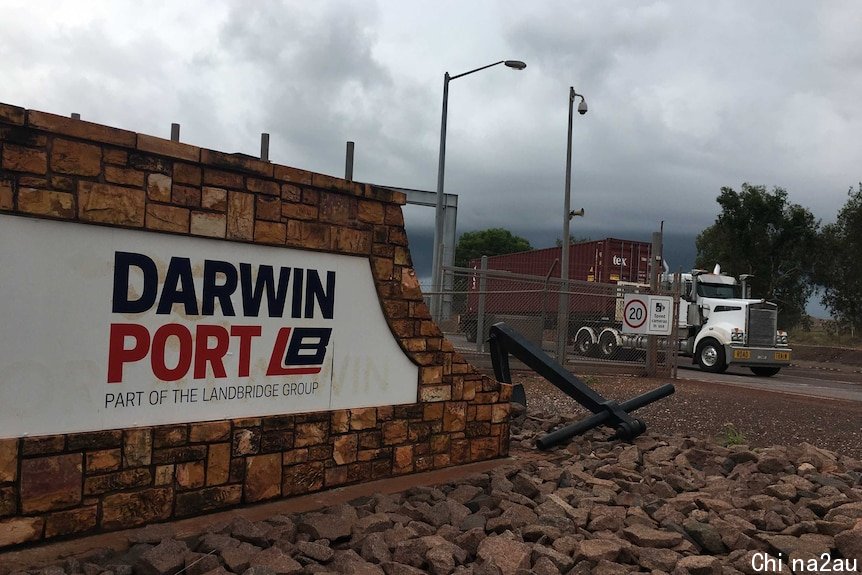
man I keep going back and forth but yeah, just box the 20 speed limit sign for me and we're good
[623,297,648,330]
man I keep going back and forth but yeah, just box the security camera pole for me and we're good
[556,87,588,362]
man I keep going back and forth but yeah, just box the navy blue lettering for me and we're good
[291,268,304,319]
[202,259,237,316]
[112,252,157,313]
[305,270,335,319]
[239,263,290,318]
[156,257,199,315]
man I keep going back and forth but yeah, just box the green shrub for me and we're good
[720,423,746,446]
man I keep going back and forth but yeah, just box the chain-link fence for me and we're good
[428,265,680,377]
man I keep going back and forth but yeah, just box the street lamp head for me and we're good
[577,98,588,115]
[504,60,527,70]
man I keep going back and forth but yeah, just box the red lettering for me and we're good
[266,327,322,376]
[107,323,150,383]
[108,323,308,382]
[230,325,262,377]
[194,325,230,379]
[151,324,193,381]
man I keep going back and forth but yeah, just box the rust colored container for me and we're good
[469,238,651,284]
[465,238,652,321]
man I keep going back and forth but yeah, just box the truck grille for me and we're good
[748,304,777,346]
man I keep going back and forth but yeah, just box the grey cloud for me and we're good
[1,0,860,290]
[506,1,672,87]
[206,1,439,184]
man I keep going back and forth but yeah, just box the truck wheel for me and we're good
[696,339,727,373]
[598,331,618,359]
[574,330,594,356]
[750,366,780,377]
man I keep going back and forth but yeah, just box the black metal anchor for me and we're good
[488,322,675,449]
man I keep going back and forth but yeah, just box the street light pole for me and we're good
[430,71,450,325]
[556,87,588,362]
[430,60,527,323]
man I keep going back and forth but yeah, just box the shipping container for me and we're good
[469,238,651,284]
[461,238,652,341]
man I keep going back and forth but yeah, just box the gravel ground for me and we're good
[510,371,862,460]
[4,370,861,574]
[8,406,861,575]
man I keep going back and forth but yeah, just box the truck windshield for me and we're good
[697,282,739,299]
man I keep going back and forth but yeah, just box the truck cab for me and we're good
[680,266,791,375]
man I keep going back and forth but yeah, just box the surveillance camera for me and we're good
[577,100,588,115]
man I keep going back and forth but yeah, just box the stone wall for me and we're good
[0,102,511,549]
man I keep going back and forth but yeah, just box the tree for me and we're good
[554,234,592,247]
[695,183,819,329]
[450,229,532,326]
[454,228,532,267]
[814,184,862,333]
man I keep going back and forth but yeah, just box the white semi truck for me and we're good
[574,265,791,376]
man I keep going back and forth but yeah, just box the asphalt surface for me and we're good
[447,331,862,403]
[677,360,862,402]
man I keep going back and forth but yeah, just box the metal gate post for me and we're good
[646,231,661,376]
[671,269,682,379]
[475,256,488,353]
[441,200,458,321]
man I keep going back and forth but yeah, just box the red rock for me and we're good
[249,546,302,574]
[476,535,531,575]
[101,487,173,530]
[20,453,82,513]
[245,454,282,502]
[677,554,721,575]
[622,524,684,548]
[575,539,624,562]
[44,506,97,538]
[0,438,17,482]
[0,517,44,547]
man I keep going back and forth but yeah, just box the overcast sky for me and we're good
[2,1,860,288]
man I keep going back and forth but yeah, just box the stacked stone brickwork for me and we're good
[0,102,511,549]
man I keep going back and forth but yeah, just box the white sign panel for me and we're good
[621,294,674,335]
[0,215,419,438]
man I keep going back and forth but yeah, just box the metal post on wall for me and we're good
[260,133,270,162]
[170,123,180,142]
[345,141,355,181]
[476,256,488,353]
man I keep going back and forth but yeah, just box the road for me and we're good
[446,331,862,403]
[677,361,862,402]
[446,334,862,408]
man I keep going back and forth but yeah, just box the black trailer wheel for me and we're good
[750,366,781,377]
[696,339,727,373]
[574,330,595,356]
[597,331,618,359]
